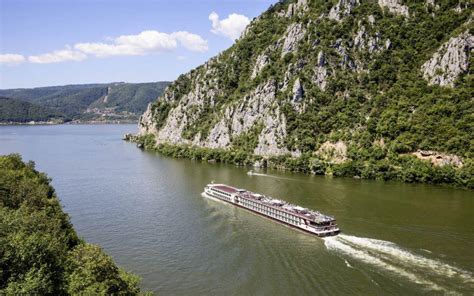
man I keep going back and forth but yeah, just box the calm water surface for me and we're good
[0,125,473,295]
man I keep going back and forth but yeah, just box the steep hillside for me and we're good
[0,82,170,122]
[137,0,473,188]
[0,154,142,294]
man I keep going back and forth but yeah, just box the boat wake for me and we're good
[247,170,271,177]
[324,234,474,293]
[247,171,296,181]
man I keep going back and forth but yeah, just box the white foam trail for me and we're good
[251,172,270,177]
[337,235,474,284]
[247,171,297,181]
[325,235,474,293]
[344,259,353,268]
[324,237,447,292]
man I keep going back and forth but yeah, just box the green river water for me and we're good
[0,124,472,295]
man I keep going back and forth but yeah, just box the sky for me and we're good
[0,0,275,89]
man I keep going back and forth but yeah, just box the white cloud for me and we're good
[28,48,87,64]
[209,12,250,40]
[0,54,26,65]
[2,29,207,66]
[75,30,208,58]
[171,31,208,53]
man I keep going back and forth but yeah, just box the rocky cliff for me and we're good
[137,0,473,187]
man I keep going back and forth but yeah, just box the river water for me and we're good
[0,124,472,295]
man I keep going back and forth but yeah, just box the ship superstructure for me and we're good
[203,183,339,237]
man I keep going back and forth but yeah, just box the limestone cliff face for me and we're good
[139,0,472,165]
[377,0,409,17]
[421,30,473,87]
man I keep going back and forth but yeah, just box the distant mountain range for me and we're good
[0,82,170,123]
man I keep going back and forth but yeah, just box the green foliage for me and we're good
[67,244,140,295]
[151,101,174,131]
[0,82,170,122]
[139,0,473,188]
[0,97,63,123]
[0,154,145,294]
[231,123,264,153]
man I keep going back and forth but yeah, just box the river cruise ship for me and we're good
[203,183,340,237]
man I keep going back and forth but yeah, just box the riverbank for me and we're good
[1,120,138,125]
[0,154,143,294]
[126,134,473,189]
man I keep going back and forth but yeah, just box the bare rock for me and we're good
[280,59,305,90]
[138,103,158,136]
[251,53,269,79]
[280,23,306,57]
[312,51,328,90]
[328,0,360,21]
[421,30,473,87]
[315,141,348,164]
[333,39,357,71]
[411,150,464,168]
[254,109,289,157]
[205,118,231,149]
[378,0,409,17]
[286,0,309,18]
[291,78,305,113]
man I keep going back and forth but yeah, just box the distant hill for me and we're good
[0,97,62,123]
[0,81,170,123]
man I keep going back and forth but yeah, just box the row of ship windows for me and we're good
[240,199,301,225]
[217,193,231,201]
[211,189,231,197]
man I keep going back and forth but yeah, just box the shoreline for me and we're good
[0,121,138,126]
[124,134,473,190]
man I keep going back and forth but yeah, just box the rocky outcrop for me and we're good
[205,118,231,149]
[315,141,348,164]
[228,80,277,138]
[156,104,190,145]
[425,0,439,11]
[353,20,389,54]
[138,103,158,136]
[285,0,309,18]
[313,51,328,90]
[328,0,359,21]
[421,31,473,87]
[280,23,306,57]
[254,109,289,157]
[333,39,357,71]
[411,150,464,168]
[378,0,409,17]
[291,78,304,112]
[251,53,270,79]
[280,59,305,90]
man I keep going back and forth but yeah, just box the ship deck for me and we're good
[209,184,335,224]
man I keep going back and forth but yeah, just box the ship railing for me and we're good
[311,226,338,231]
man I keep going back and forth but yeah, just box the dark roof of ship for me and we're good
[211,185,239,194]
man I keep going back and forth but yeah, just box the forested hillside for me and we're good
[136,0,473,188]
[0,154,144,294]
[0,97,62,123]
[0,82,170,123]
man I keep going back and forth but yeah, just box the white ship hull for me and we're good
[203,184,340,237]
